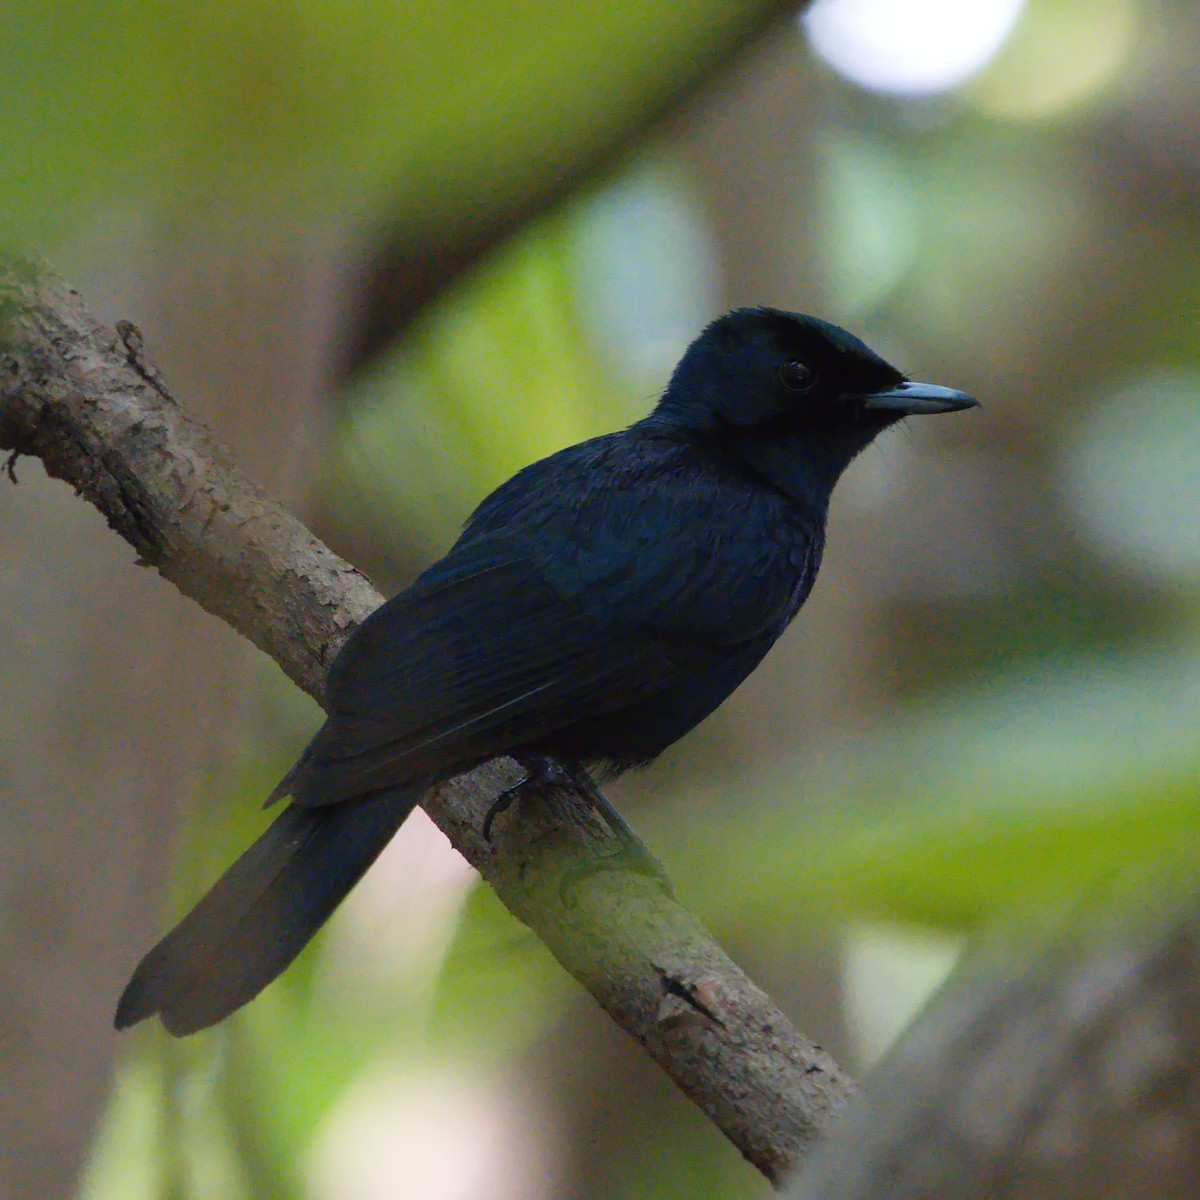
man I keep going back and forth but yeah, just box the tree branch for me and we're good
[788,905,1200,1199]
[0,258,856,1183]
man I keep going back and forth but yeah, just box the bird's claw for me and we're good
[482,759,560,841]
[482,782,521,842]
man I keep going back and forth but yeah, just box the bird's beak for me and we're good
[859,381,979,415]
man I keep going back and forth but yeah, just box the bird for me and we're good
[115,307,977,1036]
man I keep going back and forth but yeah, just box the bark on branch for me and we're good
[0,258,856,1183]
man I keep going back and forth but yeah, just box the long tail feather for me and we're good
[115,786,420,1036]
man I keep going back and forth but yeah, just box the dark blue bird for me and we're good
[115,307,976,1035]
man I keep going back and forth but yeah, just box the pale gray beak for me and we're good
[860,380,979,415]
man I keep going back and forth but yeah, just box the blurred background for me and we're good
[3,0,1200,1197]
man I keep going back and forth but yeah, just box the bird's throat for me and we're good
[725,429,851,517]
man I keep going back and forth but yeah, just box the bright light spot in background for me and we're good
[1065,370,1200,582]
[309,1067,557,1200]
[815,133,917,318]
[572,166,719,386]
[843,923,963,1066]
[804,0,1027,96]
[322,809,475,1009]
[968,0,1135,120]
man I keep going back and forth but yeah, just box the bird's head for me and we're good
[653,307,977,505]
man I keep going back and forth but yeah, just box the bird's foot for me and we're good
[484,755,676,904]
[482,780,523,842]
[482,755,567,841]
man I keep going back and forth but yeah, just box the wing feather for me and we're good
[281,436,816,808]
[286,543,685,806]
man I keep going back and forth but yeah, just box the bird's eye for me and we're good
[779,361,816,393]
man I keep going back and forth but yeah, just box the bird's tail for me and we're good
[115,786,421,1036]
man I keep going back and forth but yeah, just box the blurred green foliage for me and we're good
[661,642,1200,935]
[328,210,629,555]
[1,0,782,246]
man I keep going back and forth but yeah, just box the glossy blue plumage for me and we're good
[116,307,975,1034]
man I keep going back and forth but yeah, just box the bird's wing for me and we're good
[282,541,695,807]
[282,438,815,808]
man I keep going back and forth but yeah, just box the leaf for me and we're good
[1,1,789,245]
